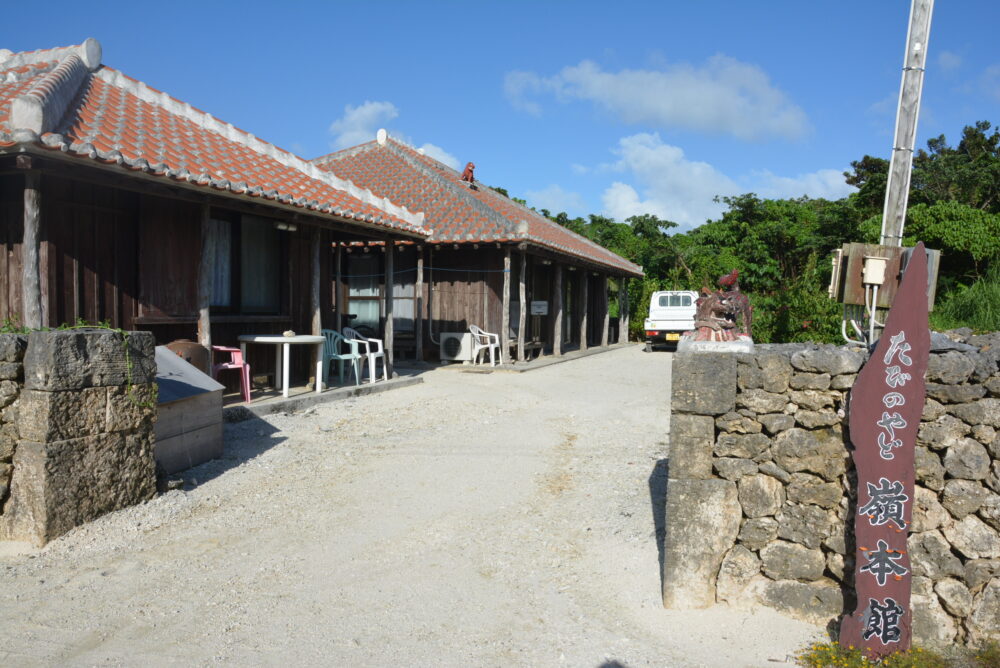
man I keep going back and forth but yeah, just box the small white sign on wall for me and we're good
[530,301,549,316]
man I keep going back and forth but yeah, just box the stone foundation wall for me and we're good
[0,329,157,546]
[0,334,28,510]
[663,332,1000,645]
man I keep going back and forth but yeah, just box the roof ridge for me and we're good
[0,38,102,72]
[90,67,427,231]
[8,54,94,135]
[384,139,521,241]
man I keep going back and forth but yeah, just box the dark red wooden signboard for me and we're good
[840,242,930,657]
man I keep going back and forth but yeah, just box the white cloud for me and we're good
[505,56,811,141]
[938,50,962,72]
[982,64,1000,102]
[594,133,855,230]
[600,133,738,228]
[418,142,460,170]
[329,101,398,149]
[750,168,856,201]
[524,184,586,215]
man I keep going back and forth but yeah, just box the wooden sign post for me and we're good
[840,242,930,657]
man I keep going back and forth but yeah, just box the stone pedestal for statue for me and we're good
[677,334,755,354]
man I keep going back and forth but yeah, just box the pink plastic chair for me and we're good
[211,345,252,403]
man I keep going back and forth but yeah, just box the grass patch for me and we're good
[796,641,1000,668]
[930,266,1000,332]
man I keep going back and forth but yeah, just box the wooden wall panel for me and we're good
[0,175,24,323]
[138,194,200,319]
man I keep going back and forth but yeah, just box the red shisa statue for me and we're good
[690,269,753,342]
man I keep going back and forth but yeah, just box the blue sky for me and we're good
[6,1,998,230]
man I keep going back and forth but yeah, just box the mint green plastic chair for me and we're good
[322,329,363,386]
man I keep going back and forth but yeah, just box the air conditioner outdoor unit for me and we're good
[440,332,474,362]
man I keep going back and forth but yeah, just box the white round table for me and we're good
[238,334,325,399]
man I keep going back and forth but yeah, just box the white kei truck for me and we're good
[643,290,698,350]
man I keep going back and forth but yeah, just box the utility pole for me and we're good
[880,0,934,247]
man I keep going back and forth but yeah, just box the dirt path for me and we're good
[0,345,821,667]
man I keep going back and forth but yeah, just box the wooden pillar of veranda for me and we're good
[384,240,394,377]
[415,246,424,362]
[518,250,527,362]
[334,244,343,330]
[21,170,43,330]
[578,272,589,351]
[553,264,563,356]
[310,228,322,384]
[618,277,629,344]
[501,248,511,364]
[196,204,214,353]
[601,275,610,347]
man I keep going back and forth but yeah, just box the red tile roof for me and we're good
[0,41,428,238]
[313,137,643,276]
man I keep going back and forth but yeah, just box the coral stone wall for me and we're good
[0,334,28,509]
[663,332,1000,646]
[0,330,157,546]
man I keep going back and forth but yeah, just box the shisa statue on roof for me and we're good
[690,269,753,342]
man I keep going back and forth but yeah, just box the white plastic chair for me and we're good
[470,325,501,366]
[344,326,387,383]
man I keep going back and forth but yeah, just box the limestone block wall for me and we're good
[0,329,157,546]
[663,333,1000,646]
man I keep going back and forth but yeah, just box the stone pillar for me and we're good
[662,354,740,608]
[0,330,157,546]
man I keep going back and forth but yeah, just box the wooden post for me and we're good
[415,246,424,362]
[518,250,527,362]
[385,240,394,377]
[334,244,343,330]
[579,272,589,351]
[501,248,511,364]
[21,172,42,330]
[196,204,214,351]
[618,278,629,344]
[601,275,610,347]
[553,264,563,356]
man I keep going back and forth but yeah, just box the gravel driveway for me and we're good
[0,345,821,667]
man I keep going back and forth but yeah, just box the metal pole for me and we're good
[880,0,934,247]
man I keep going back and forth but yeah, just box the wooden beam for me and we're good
[502,248,510,364]
[618,278,629,344]
[553,264,563,356]
[518,251,527,362]
[385,240,394,377]
[21,171,42,329]
[601,275,610,347]
[196,203,213,351]
[334,244,343,330]
[310,228,323,386]
[579,272,589,351]
[416,246,424,362]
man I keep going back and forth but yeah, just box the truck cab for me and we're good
[644,290,698,350]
